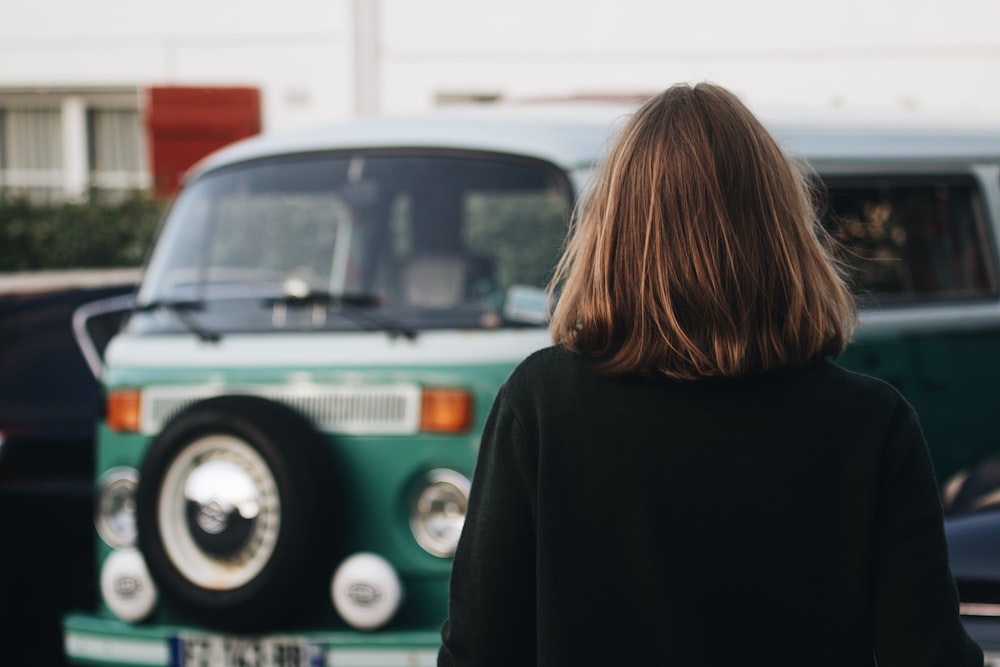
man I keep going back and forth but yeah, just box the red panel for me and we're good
[146,87,261,197]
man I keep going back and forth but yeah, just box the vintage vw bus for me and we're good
[64,103,1000,665]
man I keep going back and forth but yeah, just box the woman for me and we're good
[439,83,982,666]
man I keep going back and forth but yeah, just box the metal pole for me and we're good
[354,0,380,117]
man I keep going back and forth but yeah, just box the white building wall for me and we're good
[381,0,1000,122]
[1,0,998,201]
[1,0,999,129]
[0,0,355,132]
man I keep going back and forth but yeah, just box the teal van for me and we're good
[64,104,1000,666]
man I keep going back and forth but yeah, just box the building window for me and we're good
[0,108,64,201]
[0,89,149,203]
[89,107,149,197]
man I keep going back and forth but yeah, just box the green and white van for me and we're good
[64,103,1000,666]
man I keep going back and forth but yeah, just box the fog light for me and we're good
[410,469,470,557]
[100,549,158,623]
[95,467,139,548]
[331,553,403,630]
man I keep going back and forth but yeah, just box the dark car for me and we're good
[0,276,135,666]
[943,460,1000,664]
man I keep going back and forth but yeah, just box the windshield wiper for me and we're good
[262,291,417,340]
[263,292,379,308]
[133,299,221,343]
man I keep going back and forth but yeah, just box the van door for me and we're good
[821,172,1000,481]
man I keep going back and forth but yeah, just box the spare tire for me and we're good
[136,395,342,629]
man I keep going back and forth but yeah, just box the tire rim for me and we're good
[157,434,281,590]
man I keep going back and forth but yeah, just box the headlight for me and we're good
[410,469,470,557]
[100,549,158,623]
[331,552,403,630]
[96,467,139,548]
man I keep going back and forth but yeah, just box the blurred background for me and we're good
[1,0,999,202]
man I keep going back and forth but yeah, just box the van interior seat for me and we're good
[399,254,469,308]
[398,253,497,309]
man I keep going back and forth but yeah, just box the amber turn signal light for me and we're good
[106,388,142,432]
[420,388,473,433]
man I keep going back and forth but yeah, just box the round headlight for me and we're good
[100,548,158,623]
[410,469,470,557]
[96,467,139,548]
[331,552,403,630]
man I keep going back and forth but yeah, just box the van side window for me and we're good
[821,177,997,305]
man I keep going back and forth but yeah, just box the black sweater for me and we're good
[439,346,982,666]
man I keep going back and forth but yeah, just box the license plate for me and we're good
[169,634,323,667]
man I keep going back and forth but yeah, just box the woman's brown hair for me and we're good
[548,82,857,379]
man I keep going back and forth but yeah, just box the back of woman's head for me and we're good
[548,82,857,379]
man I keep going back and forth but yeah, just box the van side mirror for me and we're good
[502,285,549,325]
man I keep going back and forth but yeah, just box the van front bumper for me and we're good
[63,613,441,667]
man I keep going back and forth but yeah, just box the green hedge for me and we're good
[0,193,166,271]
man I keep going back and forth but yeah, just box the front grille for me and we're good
[140,384,422,436]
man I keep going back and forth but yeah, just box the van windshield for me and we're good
[130,151,571,335]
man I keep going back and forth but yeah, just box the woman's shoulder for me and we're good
[507,345,583,385]
[796,359,917,428]
[500,345,609,404]
[811,359,905,401]
[505,350,912,416]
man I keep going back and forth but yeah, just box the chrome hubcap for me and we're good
[184,458,262,559]
[158,435,281,590]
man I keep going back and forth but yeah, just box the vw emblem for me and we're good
[115,576,142,599]
[196,500,229,534]
[348,583,381,607]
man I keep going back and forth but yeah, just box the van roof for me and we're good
[189,102,1000,180]
[771,120,1000,164]
[190,103,634,179]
